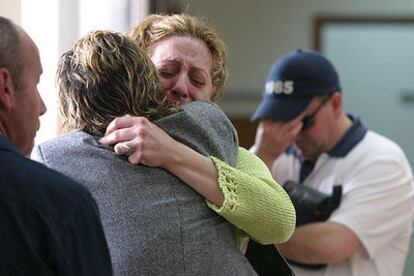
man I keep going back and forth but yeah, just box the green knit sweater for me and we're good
[208,147,296,247]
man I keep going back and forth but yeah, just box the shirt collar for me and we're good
[327,113,368,157]
[0,134,24,155]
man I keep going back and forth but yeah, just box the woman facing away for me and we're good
[99,13,296,247]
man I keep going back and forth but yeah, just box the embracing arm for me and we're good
[99,116,295,244]
[99,116,225,206]
[208,147,296,244]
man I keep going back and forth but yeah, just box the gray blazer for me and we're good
[33,101,257,276]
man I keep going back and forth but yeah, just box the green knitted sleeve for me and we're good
[207,147,296,246]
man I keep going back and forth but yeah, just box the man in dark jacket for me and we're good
[0,16,112,275]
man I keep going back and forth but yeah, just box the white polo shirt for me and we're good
[271,116,414,276]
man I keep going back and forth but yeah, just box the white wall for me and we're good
[0,0,20,22]
[182,0,414,116]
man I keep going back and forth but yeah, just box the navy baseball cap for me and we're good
[251,49,341,122]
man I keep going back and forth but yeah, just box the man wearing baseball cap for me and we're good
[250,49,414,276]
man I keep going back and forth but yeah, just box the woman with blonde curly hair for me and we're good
[100,14,296,248]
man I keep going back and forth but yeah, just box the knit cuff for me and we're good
[206,156,238,214]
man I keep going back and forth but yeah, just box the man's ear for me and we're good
[0,68,16,110]
[330,91,343,118]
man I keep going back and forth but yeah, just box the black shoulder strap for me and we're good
[245,240,295,276]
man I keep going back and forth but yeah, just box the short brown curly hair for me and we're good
[56,30,178,136]
[126,14,228,101]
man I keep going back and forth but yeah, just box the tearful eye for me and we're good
[192,79,205,86]
[189,69,208,87]
[159,71,175,78]
[156,62,180,79]
[190,75,206,86]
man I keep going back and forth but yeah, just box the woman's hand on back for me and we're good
[99,116,178,167]
[99,115,225,206]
